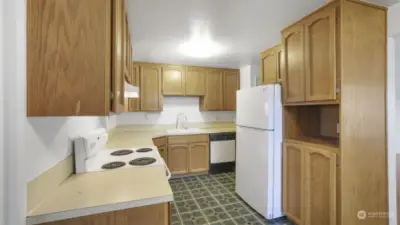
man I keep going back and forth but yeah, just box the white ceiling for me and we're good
[127,0,397,69]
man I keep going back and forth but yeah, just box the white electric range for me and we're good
[73,128,170,179]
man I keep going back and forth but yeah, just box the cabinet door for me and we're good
[304,7,336,101]
[277,47,284,83]
[27,0,112,116]
[140,65,163,111]
[188,143,209,173]
[260,47,278,84]
[157,145,167,164]
[115,203,169,225]
[223,70,239,111]
[202,70,224,111]
[168,145,188,175]
[283,142,304,225]
[303,146,336,225]
[111,0,126,113]
[126,64,140,112]
[162,66,185,96]
[282,24,305,103]
[186,67,206,96]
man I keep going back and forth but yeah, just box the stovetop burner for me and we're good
[110,149,134,156]
[136,148,153,153]
[129,157,156,166]
[101,161,126,169]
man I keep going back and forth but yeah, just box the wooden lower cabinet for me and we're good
[158,145,167,163]
[283,142,304,225]
[283,141,337,225]
[188,143,209,173]
[167,135,210,175]
[41,203,170,225]
[168,145,188,175]
[303,146,337,225]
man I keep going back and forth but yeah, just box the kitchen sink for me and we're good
[165,128,202,134]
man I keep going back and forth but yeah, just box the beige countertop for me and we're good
[27,122,235,225]
[107,122,236,149]
[27,167,173,225]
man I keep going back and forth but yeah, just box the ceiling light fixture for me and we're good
[178,21,224,58]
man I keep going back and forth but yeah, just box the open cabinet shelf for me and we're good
[284,104,340,150]
[284,137,339,154]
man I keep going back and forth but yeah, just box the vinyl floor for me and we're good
[169,172,295,225]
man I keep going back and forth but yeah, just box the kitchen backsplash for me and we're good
[117,97,236,125]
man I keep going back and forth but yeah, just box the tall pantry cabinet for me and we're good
[281,1,387,225]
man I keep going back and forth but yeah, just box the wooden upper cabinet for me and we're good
[277,47,284,83]
[260,45,281,84]
[303,146,336,225]
[223,70,239,111]
[126,64,140,112]
[201,70,224,111]
[188,143,209,173]
[283,142,304,225]
[140,64,163,111]
[112,0,126,113]
[282,23,305,103]
[162,65,185,96]
[168,145,189,175]
[185,67,206,96]
[304,6,337,102]
[27,0,113,116]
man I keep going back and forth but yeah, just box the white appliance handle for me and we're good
[161,158,171,180]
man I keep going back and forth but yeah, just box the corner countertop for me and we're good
[27,122,236,225]
[27,166,173,225]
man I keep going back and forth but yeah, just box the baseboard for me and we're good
[209,162,235,174]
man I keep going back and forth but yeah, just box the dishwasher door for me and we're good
[209,132,236,174]
[210,140,236,163]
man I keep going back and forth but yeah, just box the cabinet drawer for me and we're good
[153,136,166,147]
[167,134,209,145]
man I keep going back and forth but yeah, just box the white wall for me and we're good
[3,0,26,224]
[389,3,400,36]
[0,0,5,223]
[106,114,117,130]
[2,0,110,224]
[239,65,260,89]
[26,117,106,182]
[388,3,400,225]
[117,97,236,125]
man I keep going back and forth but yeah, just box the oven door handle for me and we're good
[161,158,171,180]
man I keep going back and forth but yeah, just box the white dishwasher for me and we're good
[209,132,236,174]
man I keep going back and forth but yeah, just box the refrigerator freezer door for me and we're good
[236,85,278,130]
[235,125,282,219]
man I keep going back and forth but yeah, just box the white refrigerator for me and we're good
[235,84,283,219]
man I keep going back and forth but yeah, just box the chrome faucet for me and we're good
[176,113,188,129]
